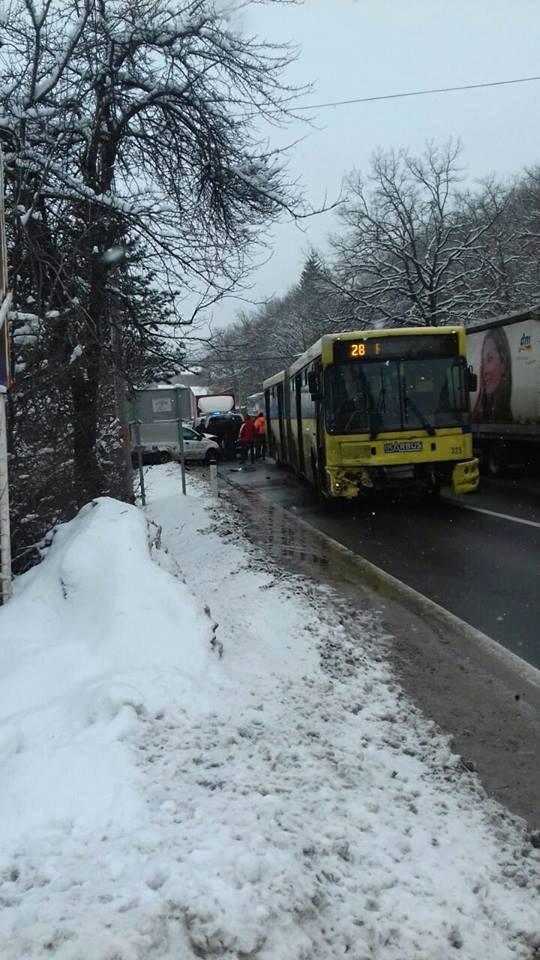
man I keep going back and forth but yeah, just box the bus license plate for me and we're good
[383,440,423,454]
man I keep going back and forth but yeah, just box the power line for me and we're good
[296,74,540,112]
[206,356,294,362]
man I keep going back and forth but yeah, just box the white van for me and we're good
[132,423,220,465]
[181,425,220,463]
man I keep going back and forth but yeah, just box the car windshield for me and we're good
[325,357,468,435]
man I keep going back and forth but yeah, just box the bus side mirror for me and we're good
[308,371,320,400]
[467,367,478,392]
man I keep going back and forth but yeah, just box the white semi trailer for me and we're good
[466,305,540,475]
[129,385,219,464]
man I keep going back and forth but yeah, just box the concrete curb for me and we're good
[221,471,540,699]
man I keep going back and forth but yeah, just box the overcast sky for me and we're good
[209,0,540,329]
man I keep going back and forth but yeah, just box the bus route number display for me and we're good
[334,333,459,362]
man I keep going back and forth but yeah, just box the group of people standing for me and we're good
[196,410,266,462]
[238,412,266,464]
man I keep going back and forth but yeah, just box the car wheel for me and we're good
[158,450,171,464]
[205,450,219,464]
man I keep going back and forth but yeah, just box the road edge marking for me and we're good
[221,472,540,696]
[445,498,540,529]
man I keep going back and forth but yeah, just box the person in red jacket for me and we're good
[238,414,256,464]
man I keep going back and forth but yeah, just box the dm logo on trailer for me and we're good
[518,332,532,352]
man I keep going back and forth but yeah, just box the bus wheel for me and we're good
[316,476,341,511]
[313,456,328,506]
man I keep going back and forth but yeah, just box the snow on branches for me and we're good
[0,0,310,554]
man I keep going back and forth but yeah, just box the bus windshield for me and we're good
[325,357,469,436]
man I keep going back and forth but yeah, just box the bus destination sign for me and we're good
[334,333,459,363]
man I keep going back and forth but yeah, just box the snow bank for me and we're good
[144,467,540,960]
[0,475,538,960]
[0,497,215,959]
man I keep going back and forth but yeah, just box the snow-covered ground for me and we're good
[0,464,538,960]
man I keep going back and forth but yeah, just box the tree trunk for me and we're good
[71,257,106,505]
[111,320,134,503]
[71,343,103,505]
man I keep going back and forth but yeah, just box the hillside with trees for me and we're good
[200,141,540,398]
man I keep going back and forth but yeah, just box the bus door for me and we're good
[264,389,273,458]
[314,361,325,483]
[277,382,286,461]
[295,373,305,474]
[285,376,295,468]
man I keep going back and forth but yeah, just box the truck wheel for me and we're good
[486,446,506,478]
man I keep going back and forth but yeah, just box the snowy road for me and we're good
[0,466,538,959]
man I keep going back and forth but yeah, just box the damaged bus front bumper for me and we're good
[326,457,479,498]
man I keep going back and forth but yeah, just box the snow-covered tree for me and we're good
[331,141,504,327]
[0,0,309,556]
[199,251,352,400]
[200,141,540,404]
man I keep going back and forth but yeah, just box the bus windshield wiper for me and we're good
[405,394,436,435]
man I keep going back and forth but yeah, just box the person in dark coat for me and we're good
[222,415,241,460]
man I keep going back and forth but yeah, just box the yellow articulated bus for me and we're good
[263,327,479,499]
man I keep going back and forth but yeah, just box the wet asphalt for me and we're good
[220,463,540,671]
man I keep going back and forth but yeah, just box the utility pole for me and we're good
[174,387,187,495]
[0,367,11,604]
[0,148,12,604]
[111,315,134,502]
